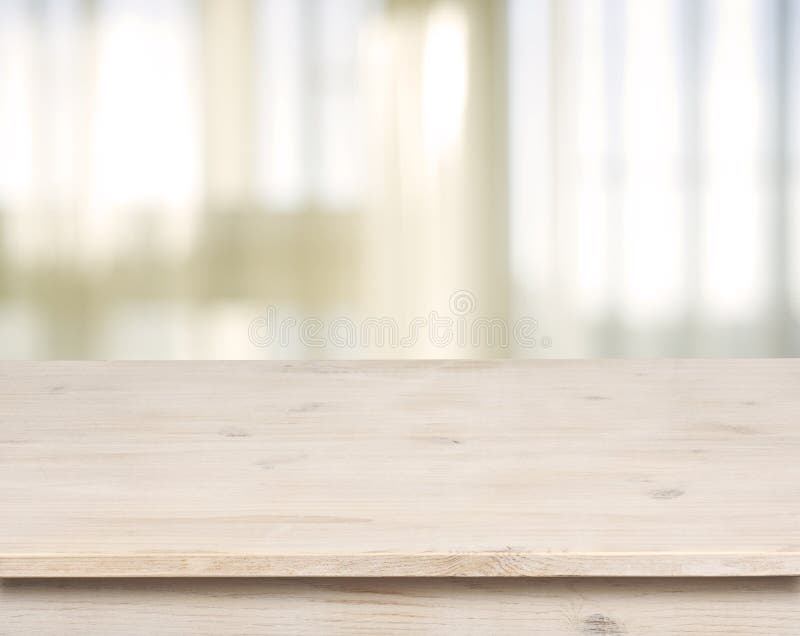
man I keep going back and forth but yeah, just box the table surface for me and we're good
[1,360,798,577]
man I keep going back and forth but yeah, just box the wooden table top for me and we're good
[1,360,798,577]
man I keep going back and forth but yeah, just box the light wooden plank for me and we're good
[3,577,800,635]
[1,360,799,577]
[2,553,800,578]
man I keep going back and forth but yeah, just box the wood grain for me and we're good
[3,577,800,635]
[1,360,798,577]
[2,553,800,578]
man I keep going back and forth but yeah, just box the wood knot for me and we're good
[582,613,624,635]
[649,488,684,500]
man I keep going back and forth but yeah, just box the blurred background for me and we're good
[0,0,797,358]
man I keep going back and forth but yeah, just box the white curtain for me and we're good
[0,0,797,357]
[360,0,508,357]
[508,0,799,356]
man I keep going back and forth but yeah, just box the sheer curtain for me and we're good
[359,0,508,357]
[0,0,797,358]
[0,0,373,358]
[0,0,201,263]
[509,0,799,356]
